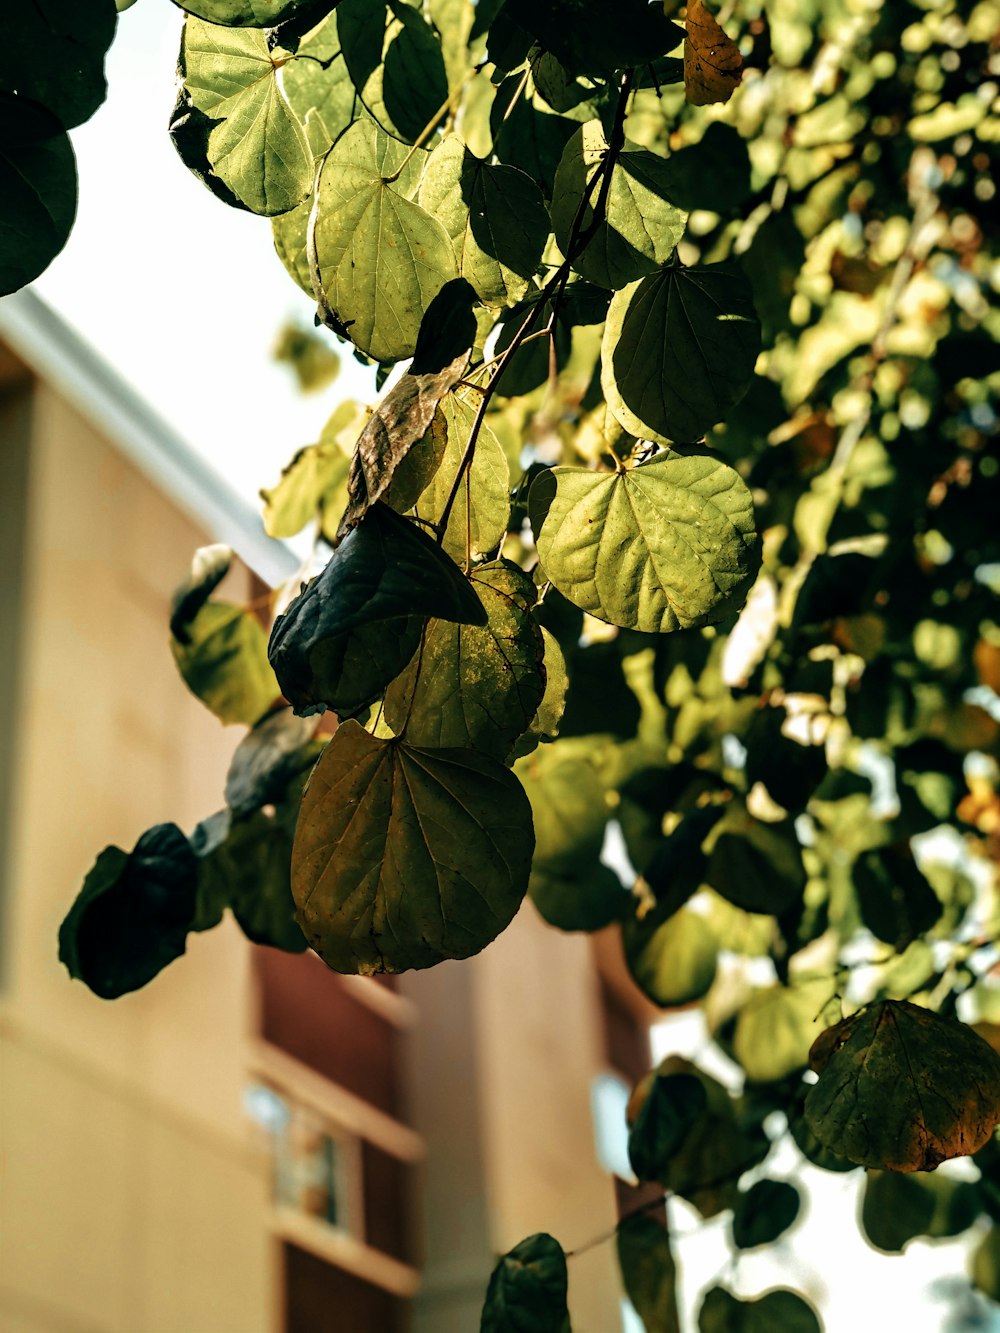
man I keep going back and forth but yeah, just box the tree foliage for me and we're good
[6,0,999,1323]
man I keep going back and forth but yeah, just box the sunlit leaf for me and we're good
[312,117,457,361]
[624,906,718,1008]
[281,9,356,156]
[268,503,485,718]
[292,721,534,973]
[515,746,609,876]
[384,560,546,759]
[481,1233,570,1333]
[338,0,449,144]
[261,440,350,539]
[532,450,759,632]
[602,264,761,445]
[805,1000,1000,1171]
[552,122,687,291]
[732,980,832,1084]
[172,0,311,23]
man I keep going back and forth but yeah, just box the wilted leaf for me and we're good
[732,1180,801,1249]
[384,560,546,759]
[628,1071,707,1183]
[337,354,468,538]
[480,1233,570,1333]
[698,1287,820,1333]
[805,1000,1000,1171]
[602,265,761,445]
[532,451,759,633]
[292,721,534,973]
[268,503,485,717]
[616,1215,681,1333]
[59,825,199,999]
[684,0,743,107]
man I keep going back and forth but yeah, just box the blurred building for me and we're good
[0,294,654,1333]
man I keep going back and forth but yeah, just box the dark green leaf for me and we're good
[268,503,485,718]
[602,264,761,445]
[481,1233,570,1333]
[529,862,627,932]
[292,721,534,973]
[628,1072,707,1182]
[384,560,546,760]
[532,450,759,633]
[656,123,751,215]
[198,805,307,952]
[0,95,77,297]
[805,1000,1000,1171]
[489,78,578,199]
[616,1215,680,1333]
[705,810,806,916]
[411,279,479,375]
[224,709,320,816]
[338,0,448,144]
[698,1287,821,1333]
[1,0,116,130]
[59,826,199,999]
[853,842,942,952]
[504,0,680,76]
[732,1180,801,1249]
[861,1170,981,1253]
[171,0,316,25]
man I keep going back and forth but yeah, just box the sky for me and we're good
[34,0,374,514]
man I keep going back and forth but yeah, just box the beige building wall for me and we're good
[0,367,274,1333]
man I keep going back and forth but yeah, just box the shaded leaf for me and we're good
[529,862,627,932]
[197,804,307,952]
[268,503,485,718]
[281,9,356,156]
[655,123,751,215]
[602,264,761,445]
[732,1180,801,1249]
[508,627,570,762]
[861,1170,981,1253]
[337,353,468,538]
[705,809,806,916]
[504,0,680,77]
[481,1233,570,1333]
[292,721,534,973]
[59,826,198,999]
[224,709,320,816]
[616,1215,680,1333]
[698,1287,820,1333]
[384,560,546,759]
[419,137,551,307]
[684,0,743,107]
[805,1000,1000,1171]
[532,450,759,633]
[628,1072,707,1183]
[312,117,457,361]
[552,122,687,291]
[2,0,117,130]
[338,0,449,144]
[853,842,942,952]
[0,95,77,297]
[411,278,480,375]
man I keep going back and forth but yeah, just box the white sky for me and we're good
[30,7,1000,1330]
[35,0,374,513]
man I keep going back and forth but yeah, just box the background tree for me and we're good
[5,0,999,1326]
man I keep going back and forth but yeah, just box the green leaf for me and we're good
[805,1000,1000,1171]
[973,1227,1000,1302]
[508,627,569,761]
[732,1180,801,1249]
[786,1092,857,1173]
[312,117,457,361]
[412,392,512,562]
[224,709,320,816]
[655,123,751,215]
[292,721,534,973]
[601,264,761,445]
[2,0,117,130]
[853,842,942,951]
[515,747,609,876]
[337,353,469,539]
[532,450,759,633]
[272,194,313,295]
[504,0,680,76]
[59,825,199,999]
[419,137,551,307]
[480,1233,570,1333]
[489,77,578,199]
[281,9,357,156]
[268,503,485,718]
[628,1072,707,1183]
[171,0,312,24]
[623,905,718,1008]
[861,1170,981,1253]
[0,96,77,297]
[552,123,687,291]
[732,980,832,1084]
[704,809,807,916]
[338,0,449,144]
[698,1287,821,1333]
[169,545,278,727]
[261,439,351,539]
[529,863,627,932]
[616,1215,680,1333]
[181,18,312,216]
[411,277,480,375]
[384,560,546,760]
